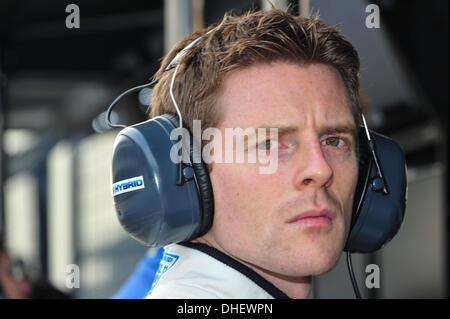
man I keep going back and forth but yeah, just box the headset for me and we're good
[106,30,407,298]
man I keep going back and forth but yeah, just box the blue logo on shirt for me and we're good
[147,252,179,296]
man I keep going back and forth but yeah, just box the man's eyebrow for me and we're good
[256,124,298,137]
[243,122,356,144]
[318,123,357,137]
[256,123,356,137]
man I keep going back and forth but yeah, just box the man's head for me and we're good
[150,9,361,143]
[150,9,361,290]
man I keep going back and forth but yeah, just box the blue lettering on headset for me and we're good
[114,179,143,192]
[112,176,145,196]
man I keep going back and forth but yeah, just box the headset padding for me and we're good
[162,113,215,238]
[350,128,372,229]
[190,160,215,237]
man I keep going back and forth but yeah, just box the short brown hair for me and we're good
[150,9,361,141]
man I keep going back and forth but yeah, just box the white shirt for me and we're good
[146,243,289,299]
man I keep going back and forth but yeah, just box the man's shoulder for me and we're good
[145,243,274,299]
[145,243,231,298]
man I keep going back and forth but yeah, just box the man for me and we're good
[146,9,361,299]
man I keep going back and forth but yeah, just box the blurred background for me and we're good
[0,0,447,298]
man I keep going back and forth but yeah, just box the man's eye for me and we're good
[258,139,279,150]
[323,137,344,147]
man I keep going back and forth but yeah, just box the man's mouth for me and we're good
[286,209,335,227]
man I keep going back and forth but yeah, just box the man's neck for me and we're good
[243,262,312,299]
[191,237,312,299]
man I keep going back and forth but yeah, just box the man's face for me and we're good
[202,61,359,277]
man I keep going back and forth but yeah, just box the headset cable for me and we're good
[346,251,362,299]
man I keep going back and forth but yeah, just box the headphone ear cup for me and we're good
[345,130,407,253]
[111,115,203,246]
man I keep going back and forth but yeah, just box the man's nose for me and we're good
[293,139,333,190]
